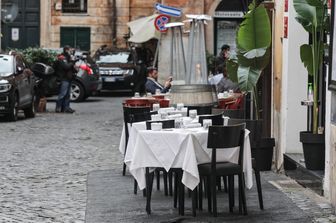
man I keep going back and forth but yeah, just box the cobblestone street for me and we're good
[0,96,125,223]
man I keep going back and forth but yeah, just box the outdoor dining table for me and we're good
[119,119,253,191]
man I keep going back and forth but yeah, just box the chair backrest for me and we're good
[122,106,150,152]
[212,108,245,119]
[187,105,213,116]
[146,119,175,130]
[227,118,262,147]
[207,124,245,167]
[198,113,224,126]
[131,111,158,123]
[123,106,151,124]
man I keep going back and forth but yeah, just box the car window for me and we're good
[0,55,14,76]
[96,52,132,64]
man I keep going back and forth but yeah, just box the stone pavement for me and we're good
[0,94,335,223]
[0,95,125,223]
[85,169,335,223]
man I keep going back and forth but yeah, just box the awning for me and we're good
[127,14,161,43]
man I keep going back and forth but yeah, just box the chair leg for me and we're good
[163,171,168,196]
[206,176,212,213]
[228,175,234,213]
[134,179,138,194]
[174,172,178,208]
[211,174,217,217]
[223,176,228,193]
[168,171,173,196]
[192,188,197,217]
[156,170,160,190]
[198,178,203,210]
[178,172,185,216]
[122,163,126,176]
[238,174,247,215]
[217,176,222,191]
[145,168,155,215]
[255,170,264,210]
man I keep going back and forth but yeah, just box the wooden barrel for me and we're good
[169,84,217,106]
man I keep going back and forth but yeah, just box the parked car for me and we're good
[35,49,102,102]
[94,47,137,91]
[0,53,36,121]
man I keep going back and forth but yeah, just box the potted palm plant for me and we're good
[227,0,275,171]
[293,0,328,170]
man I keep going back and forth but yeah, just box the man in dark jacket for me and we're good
[54,46,76,113]
[145,67,171,94]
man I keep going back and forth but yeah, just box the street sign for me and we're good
[154,14,170,32]
[155,3,182,17]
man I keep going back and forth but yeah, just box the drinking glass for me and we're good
[189,110,197,119]
[152,103,160,112]
[160,111,168,120]
[134,92,140,98]
[175,117,183,129]
[177,103,184,111]
[203,119,212,130]
[155,89,161,95]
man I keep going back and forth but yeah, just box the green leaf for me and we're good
[300,44,314,75]
[237,48,270,70]
[237,66,262,92]
[293,0,327,32]
[237,4,271,52]
[226,58,239,83]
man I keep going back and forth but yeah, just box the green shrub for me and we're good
[11,47,58,67]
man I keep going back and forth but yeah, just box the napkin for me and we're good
[184,123,202,128]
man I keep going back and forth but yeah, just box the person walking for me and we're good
[54,46,76,113]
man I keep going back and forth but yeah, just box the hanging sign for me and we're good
[154,14,170,32]
[214,11,244,18]
[155,3,182,17]
[11,28,19,41]
[285,0,288,12]
[284,16,288,38]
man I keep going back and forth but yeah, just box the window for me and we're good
[62,0,87,13]
[60,27,91,51]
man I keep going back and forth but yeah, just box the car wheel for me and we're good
[24,95,36,118]
[7,93,18,122]
[71,81,85,102]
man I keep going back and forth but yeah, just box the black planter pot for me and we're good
[300,131,325,170]
[252,137,275,171]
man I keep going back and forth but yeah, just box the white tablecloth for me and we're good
[123,122,253,191]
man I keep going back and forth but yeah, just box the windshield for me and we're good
[97,52,132,64]
[0,55,13,76]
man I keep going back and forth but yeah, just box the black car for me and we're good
[94,48,137,91]
[0,53,36,121]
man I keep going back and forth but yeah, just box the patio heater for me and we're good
[167,15,217,106]
[165,22,186,85]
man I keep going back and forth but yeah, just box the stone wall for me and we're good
[41,0,217,52]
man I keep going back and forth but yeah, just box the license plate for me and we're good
[104,77,116,82]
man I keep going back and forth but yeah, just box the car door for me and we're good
[15,56,31,106]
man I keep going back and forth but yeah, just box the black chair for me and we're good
[212,108,245,119]
[122,106,151,176]
[227,118,264,210]
[198,113,224,126]
[193,124,247,217]
[144,119,176,214]
[187,105,213,116]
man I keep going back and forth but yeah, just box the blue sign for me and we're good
[155,3,182,17]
